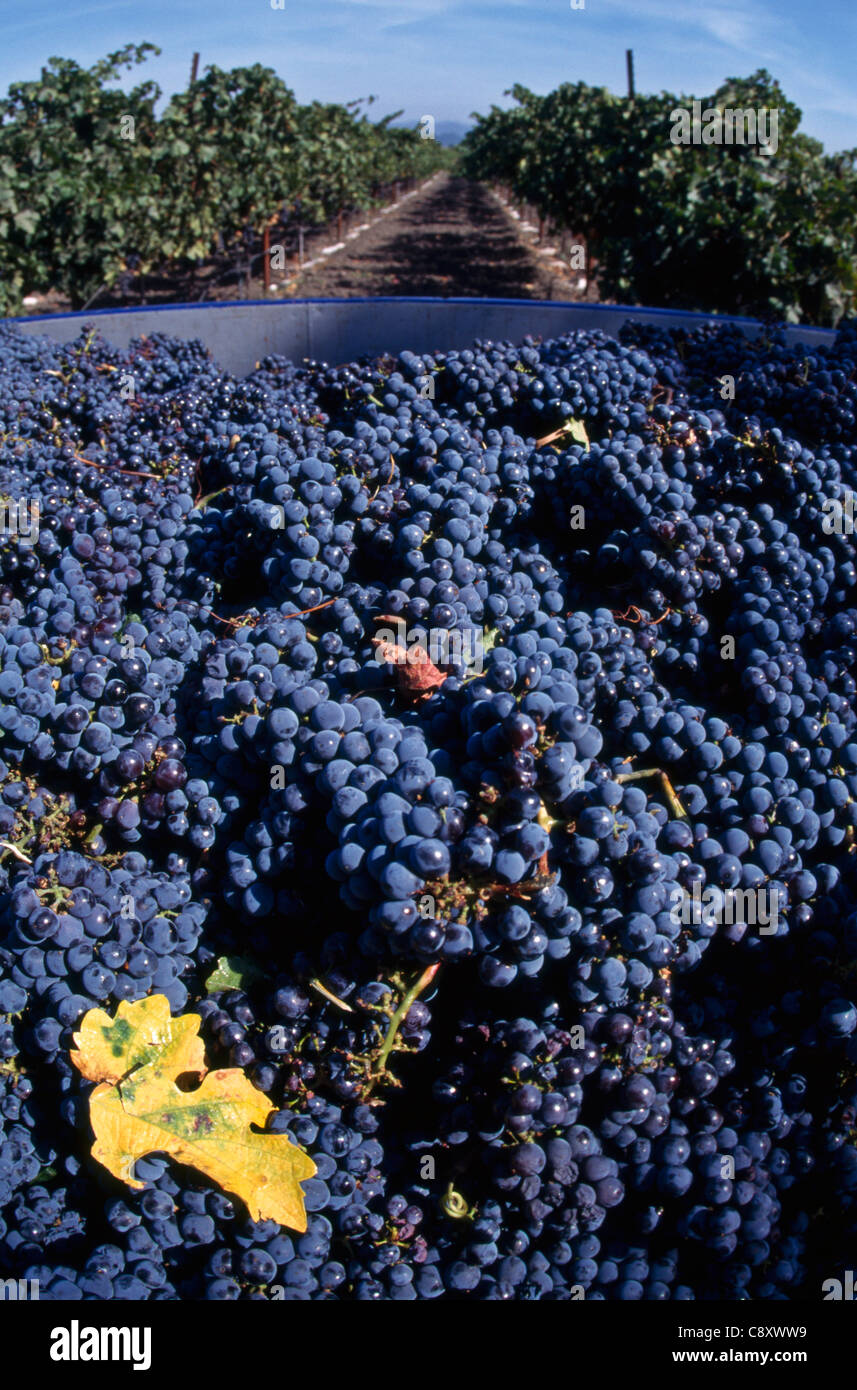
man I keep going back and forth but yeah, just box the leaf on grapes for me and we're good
[71,995,317,1231]
[536,417,590,451]
[71,994,205,1084]
[566,417,590,451]
[205,955,264,993]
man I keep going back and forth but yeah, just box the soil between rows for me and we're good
[291,174,589,301]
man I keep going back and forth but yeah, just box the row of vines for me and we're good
[462,69,857,326]
[0,44,454,315]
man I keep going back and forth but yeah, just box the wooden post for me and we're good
[626,49,635,100]
[337,208,343,242]
[190,52,200,86]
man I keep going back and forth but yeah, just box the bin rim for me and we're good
[5,296,835,335]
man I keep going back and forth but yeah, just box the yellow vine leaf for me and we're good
[71,995,316,1231]
[71,994,205,1085]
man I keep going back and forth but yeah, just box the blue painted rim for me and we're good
[5,296,834,335]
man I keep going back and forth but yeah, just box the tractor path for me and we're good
[290,173,587,301]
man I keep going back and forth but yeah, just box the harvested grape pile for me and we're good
[1,314,857,1302]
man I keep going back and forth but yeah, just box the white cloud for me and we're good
[599,0,789,52]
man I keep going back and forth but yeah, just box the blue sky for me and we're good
[1,0,855,151]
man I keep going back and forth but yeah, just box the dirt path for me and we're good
[288,174,587,301]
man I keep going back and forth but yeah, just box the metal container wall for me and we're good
[8,298,836,376]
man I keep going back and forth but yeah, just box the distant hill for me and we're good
[435,120,472,147]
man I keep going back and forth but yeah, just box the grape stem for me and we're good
[193,484,232,512]
[373,962,440,1080]
[309,978,354,1013]
[616,767,687,819]
[84,821,104,847]
[0,840,32,864]
[440,1182,476,1220]
[71,451,158,480]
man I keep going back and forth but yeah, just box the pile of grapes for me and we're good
[1,312,857,1301]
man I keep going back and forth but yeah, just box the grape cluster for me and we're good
[1,313,857,1299]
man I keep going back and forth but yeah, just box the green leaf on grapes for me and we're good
[205,955,264,993]
[566,418,590,451]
